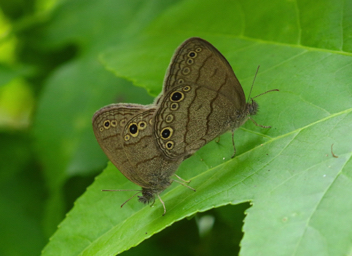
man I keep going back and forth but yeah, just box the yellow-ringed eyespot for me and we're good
[178,79,185,84]
[165,141,174,150]
[138,121,147,130]
[104,120,110,129]
[160,127,173,140]
[170,91,184,102]
[120,119,126,127]
[188,51,197,58]
[111,120,117,127]
[124,134,130,141]
[149,119,153,125]
[187,58,194,65]
[99,127,104,132]
[182,67,191,75]
[165,114,174,123]
[128,123,139,137]
[170,102,179,111]
[183,85,191,92]
[195,47,202,52]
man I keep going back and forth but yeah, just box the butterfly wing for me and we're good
[154,83,238,159]
[154,38,249,159]
[92,103,152,187]
[159,37,246,112]
[122,109,183,190]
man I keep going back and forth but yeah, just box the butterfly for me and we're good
[92,37,278,214]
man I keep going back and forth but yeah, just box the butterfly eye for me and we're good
[104,120,110,129]
[165,141,174,150]
[138,121,147,130]
[160,127,173,140]
[170,91,184,102]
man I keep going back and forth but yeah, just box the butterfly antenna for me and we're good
[247,65,279,100]
[247,65,261,103]
[252,89,279,99]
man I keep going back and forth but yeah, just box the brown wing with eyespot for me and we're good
[122,109,184,190]
[92,103,152,187]
[160,37,246,112]
[154,83,237,160]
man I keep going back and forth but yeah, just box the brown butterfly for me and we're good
[92,37,278,215]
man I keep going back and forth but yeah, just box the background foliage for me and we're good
[0,0,351,255]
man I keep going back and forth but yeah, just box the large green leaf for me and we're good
[42,0,352,255]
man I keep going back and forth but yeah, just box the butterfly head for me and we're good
[138,187,168,215]
[138,188,156,204]
[138,179,171,205]
[247,99,258,116]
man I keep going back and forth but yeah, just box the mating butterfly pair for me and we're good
[92,37,277,215]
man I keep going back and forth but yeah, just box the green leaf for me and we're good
[41,0,352,255]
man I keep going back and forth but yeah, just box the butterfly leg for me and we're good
[149,198,156,207]
[249,117,271,128]
[231,130,236,158]
[158,194,167,216]
[172,178,196,192]
[175,174,191,183]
